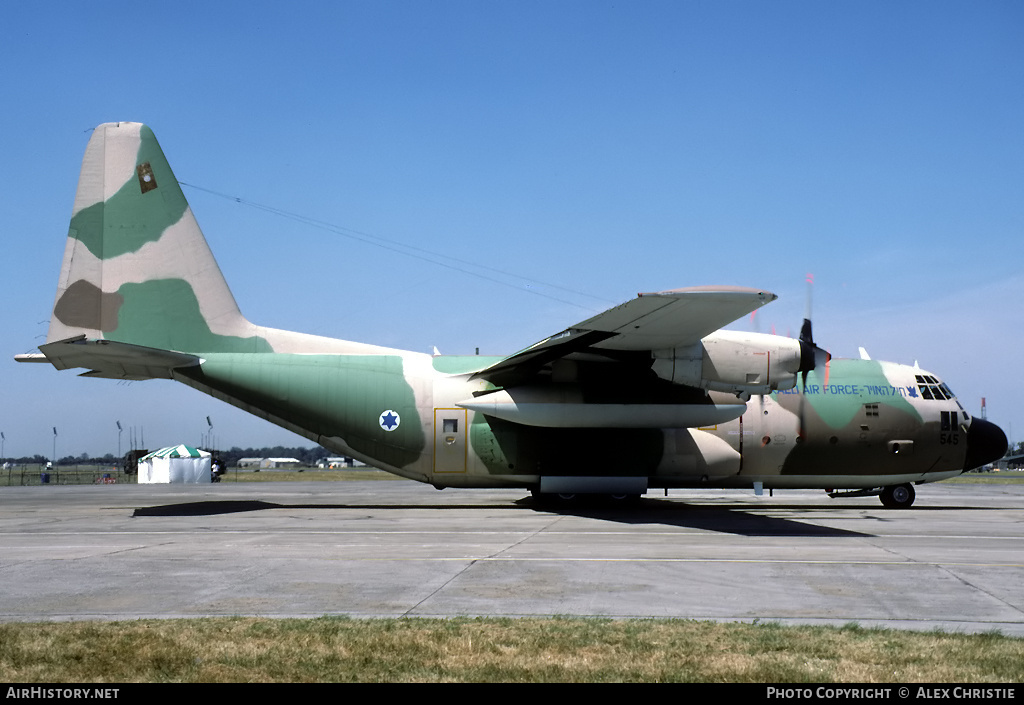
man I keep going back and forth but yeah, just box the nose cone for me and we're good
[963,418,1008,471]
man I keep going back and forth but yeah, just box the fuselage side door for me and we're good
[434,408,468,474]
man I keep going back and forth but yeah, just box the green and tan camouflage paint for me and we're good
[24,122,1003,496]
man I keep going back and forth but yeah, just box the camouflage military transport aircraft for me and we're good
[17,123,1008,508]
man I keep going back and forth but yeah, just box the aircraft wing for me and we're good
[17,336,201,381]
[473,286,776,386]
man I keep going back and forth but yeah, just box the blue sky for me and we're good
[2,1,1022,459]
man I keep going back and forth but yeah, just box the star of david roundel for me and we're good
[379,410,401,432]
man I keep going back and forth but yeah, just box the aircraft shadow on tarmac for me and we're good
[132,497,866,537]
[520,497,871,537]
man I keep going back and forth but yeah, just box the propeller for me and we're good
[796,274,830,439]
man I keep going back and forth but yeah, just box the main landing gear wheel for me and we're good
[879,483,915,509]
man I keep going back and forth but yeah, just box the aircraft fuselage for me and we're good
[173,348,991,494]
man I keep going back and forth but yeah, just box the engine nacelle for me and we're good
[651,330,806,396]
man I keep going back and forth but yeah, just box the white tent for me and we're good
[138,445,211,484]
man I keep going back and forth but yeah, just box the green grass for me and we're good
[1,465,127,487]
[0,617,1021,683]
[942,472,1024,484]
[0,466,399,486]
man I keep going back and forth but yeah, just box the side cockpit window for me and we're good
[941,410,954,431]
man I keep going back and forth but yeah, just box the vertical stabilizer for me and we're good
[48,122,268,353]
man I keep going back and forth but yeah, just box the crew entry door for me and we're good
[434,409,467,474]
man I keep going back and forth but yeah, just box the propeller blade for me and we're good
[800,317,814,345]
[796,274,830,440]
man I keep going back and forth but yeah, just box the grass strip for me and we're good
[1,617,1021,683]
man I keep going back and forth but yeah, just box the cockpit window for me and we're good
[915,375,955,401]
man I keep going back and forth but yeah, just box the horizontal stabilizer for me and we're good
[28,336,201,380]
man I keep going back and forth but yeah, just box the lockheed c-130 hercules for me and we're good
[16,123,1008,508]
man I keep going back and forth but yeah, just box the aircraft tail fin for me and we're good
[46,122,270,355]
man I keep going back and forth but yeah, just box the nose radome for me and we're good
[963,418,1008,471]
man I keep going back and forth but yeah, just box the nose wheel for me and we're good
[880,483,915,509]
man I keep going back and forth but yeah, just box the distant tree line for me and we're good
[3,454,59,466]
[2,446,332,467]
[217,445,330,467]
[0,453,115,466]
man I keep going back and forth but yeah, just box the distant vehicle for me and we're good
[121,449,149,475]
[17,123,1008,508]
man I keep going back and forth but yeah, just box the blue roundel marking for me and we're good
[379,410,401,432]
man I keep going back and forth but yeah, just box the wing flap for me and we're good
[469,329,616,386]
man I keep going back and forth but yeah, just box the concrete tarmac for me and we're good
[2,479,1023,635]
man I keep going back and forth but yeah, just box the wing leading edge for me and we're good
[472,286,776,387]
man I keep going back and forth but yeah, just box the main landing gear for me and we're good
[829,483,917,508]
[879,483,916,509]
